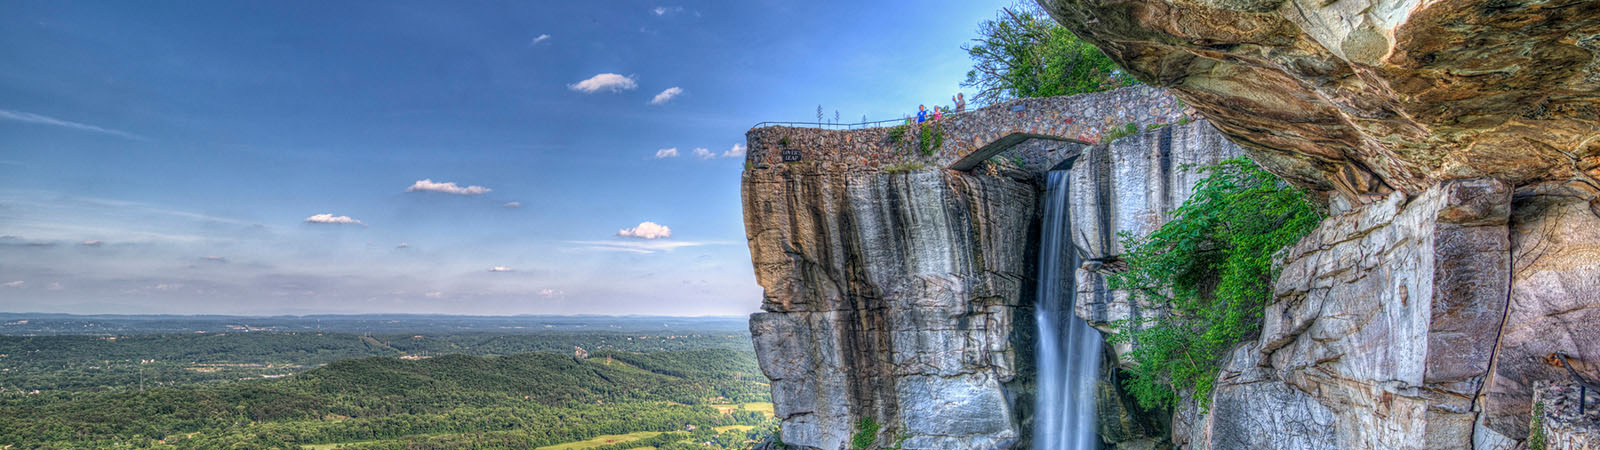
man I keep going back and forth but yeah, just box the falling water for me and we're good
[1034,170,1103,450]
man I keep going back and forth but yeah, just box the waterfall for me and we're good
[1034,170,1104,450]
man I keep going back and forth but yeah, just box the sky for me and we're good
[0,0,1009,316]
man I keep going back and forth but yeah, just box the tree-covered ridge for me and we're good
[1107,157,1323,409]
[0,350,771,449]
[0,331,752,393]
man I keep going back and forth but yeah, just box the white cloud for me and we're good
[152,283,183,291]
[80,240,104,246]
[722,144,747,158]
[47,282,62,291]
[693,148,714,159]
[530,34,551,45]
[396,242,410,249]
[649,87,684,105]
[538,288,564,297]
[488,266,514,272]
[652,6,683,15]
[503,201,522,208]
[425,291,444,298]
[304,213,365,226]
[2,281,23,288]
[568,73,637,93]
[201,256,229,263]
[617,221,672,239]
[655,148,679,158]
[405,179,491,195]
[0,109,146,141]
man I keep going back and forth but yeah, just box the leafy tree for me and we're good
[1106,158,1322,409]
[962,4,1138,104]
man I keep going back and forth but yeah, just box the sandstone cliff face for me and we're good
[1037,0,1600,201]
[1032,0,1600,446]
[743,164,1037,450]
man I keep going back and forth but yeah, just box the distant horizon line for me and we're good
[0,312,752,319]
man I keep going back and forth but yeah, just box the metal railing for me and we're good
[750,108,982,131]
[748,118,911,130]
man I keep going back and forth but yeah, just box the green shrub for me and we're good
[1101,122,1141,142]
[917,123,944,157]
[1106,157,1322,410]
[887,125,908,144]
[1529,401,1547,450]
[851,417,879,450]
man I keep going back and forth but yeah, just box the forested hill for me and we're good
[0,349,772,449]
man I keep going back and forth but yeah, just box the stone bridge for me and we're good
[743,85,1189,174]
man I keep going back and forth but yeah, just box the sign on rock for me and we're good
[781,149,802,162]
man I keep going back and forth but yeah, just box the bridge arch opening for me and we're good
[947,132,1093,172]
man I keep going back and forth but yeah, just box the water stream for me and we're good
[1033,170,1104,450]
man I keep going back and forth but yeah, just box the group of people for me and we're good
[907,92,967,125]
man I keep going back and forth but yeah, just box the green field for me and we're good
[537,431,663,450]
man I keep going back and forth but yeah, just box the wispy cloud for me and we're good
[538,288,564,297]
[722,144,747,158]
[0,109,146,141]
[406,179,491,195]
[503,201,522,208]
[200,256,229,263]
[2,281,23,288]
[488,266,514,272]
[649,87,684,105]
[304,213,365,226]
[617,221,671,239]
[568,73,637,93]
[396,242,410,249]
[655,148,679,158]
[530,34,551,45]
[80,240,104,247]
[569,240,719,254]
[652,6,683,15]
[692,148,714,159]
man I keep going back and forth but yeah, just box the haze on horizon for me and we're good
[0,1,1008,316]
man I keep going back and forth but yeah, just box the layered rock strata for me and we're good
[1037,0,1600,201]
[744,163,1038,450]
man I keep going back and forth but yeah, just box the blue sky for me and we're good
[0,1,1007,315]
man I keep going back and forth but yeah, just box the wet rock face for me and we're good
[743,164,1037,450]
[1037,0,1600,200]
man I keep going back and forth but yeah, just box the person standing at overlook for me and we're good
[953,92,966,113]
[916,105,928,123]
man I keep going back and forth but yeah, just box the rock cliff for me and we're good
[742,118,1249,449]
[1037,0,1600,201]
[743,162,1038,450]
[1032,0,1600,447]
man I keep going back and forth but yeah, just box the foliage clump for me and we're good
[1101,122,1141,142]
[917,123,944,157]
[962,3,1139,104]
[1529,401,1547,450]
[848,417,904,450]
[1107,157,1322,409]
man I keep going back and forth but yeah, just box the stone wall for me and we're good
[743,86,1187,171]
